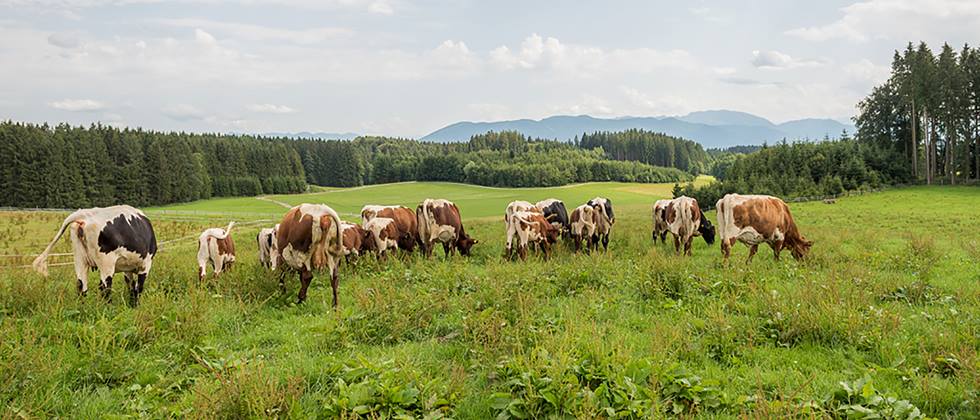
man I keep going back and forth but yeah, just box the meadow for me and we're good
[0,181,978,418]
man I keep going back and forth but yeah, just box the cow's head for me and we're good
[361,229,376,252]
[456,234,478,256]
[791,238,813,261]
[544,223,560,244]
[698,210,716,245]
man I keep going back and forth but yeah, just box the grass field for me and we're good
[1,182,979,418]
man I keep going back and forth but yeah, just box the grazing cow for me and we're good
[569,204,598,252]
[504,200,539,256]
[664,197,715,256]
[652,199,671,243]
[276,204,344,306]
[257,224,279,269]
[363,217,400,260]
[715,194,812,264]
[361,205,420,252]
[197,222,236,281]
[32,205,157,306]
[535,199,570,238]
[417,199,478,258]
[587,197,615,251]
[507,211,560,261]
[340,222,369,263]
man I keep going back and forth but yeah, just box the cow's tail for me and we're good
[328,210,343,256]
[33,210,83,277]
[211,221,235,239]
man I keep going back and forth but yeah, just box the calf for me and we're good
[587,197,615,251]
[363,217,400,260]
[257,224,279,269]
[569,204,598,252]
[535,198,570,238]
[198,221,236,281]
[361,205,420,252]
[33,205,157,306]
[664,197,715,256]
[652,199,671,243]
[716,194,812,264]
[340,222,369,264]
[276,204,344,306]
[507,210,560,261]
[417,198,477,258]
[504,200,539,256]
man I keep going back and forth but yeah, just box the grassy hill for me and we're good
[1,183,978,418]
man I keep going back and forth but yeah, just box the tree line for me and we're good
[855,41,980,184]
[679,40,980,206]
[297,131,698,188]
[674,137,903,208]
[0,122,305,208]
[0,124,698,208]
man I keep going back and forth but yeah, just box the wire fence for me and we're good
[0,218,275,271]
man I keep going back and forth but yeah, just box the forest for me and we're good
[0,123,699,208]
[679,41,980,206]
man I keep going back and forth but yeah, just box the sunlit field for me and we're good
[1,183,978,418]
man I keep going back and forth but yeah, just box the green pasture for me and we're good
[1,182,978,418]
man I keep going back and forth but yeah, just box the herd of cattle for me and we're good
[30,194,811,307]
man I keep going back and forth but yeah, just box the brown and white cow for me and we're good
[417,198,477,258]
[276,204,344,306]
[664,197,715,256]
[569,204,598,252]
[33,205,157,306]
[504,200,539,256]
[587,197,615,251]
[507,210,560,261]
[362,217,400,260]
[197,221,236,281]
[716,194,812,264]
[652,199,671,244]
[257,224,279,269]
[340,222,369,264]
[361,205,420,252]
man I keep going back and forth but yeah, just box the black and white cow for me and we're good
[586,197,615,251]
[535,198,570,238]
[33,205,157,306]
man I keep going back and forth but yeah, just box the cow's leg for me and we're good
[443,241,451,258]
[74,256,89,297]
[330,263,340,308]
[124,272,137,306]
[278,270,287,294]
[132,272,147,307]
[96,257,117,303]
[602,234,609,251]
[518,244,527,261]
[771,240,784,261]
[672,234,681,255]
[542,242,550,261]
[721,237,732,264]
[297,268,313,304]
[746,244,759,264]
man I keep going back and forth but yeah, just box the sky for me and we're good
[2,0,980,138]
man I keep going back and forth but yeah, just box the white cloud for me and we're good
[162,103,208,120]
[490,33,696,78]
[248,103,296,114]
[367,0,393,15]
[49,98,105,111]
[751,50,823,69]
[786,0,980,42]
[549,94,614,116]
[1,0,397,14]
[47,32,80,49]
[620,87,691,115]
[157,18,352,44]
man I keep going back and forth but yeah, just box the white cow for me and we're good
[197,222,236,281]
[504,200,538,254]
[652,199,671,243]
[33,205,157,306]
[363,217,399,260]
[257,224,279,269]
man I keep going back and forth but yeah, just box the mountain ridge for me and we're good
[422,110,854,148]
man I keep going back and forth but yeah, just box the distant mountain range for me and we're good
[421,110,855,149]
[263,131,359,140]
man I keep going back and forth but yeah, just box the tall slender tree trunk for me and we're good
[911,101,918,179]
[924,109,932,184]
